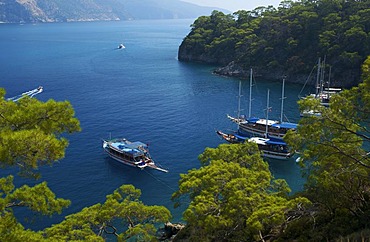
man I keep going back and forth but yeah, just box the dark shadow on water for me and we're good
[266,157,305,193]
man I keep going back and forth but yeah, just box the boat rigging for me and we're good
[227,71,297,141]
[217,88,294,160]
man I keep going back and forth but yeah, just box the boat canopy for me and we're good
[250,137,287,146]
[234,133,248,140]
[249,137,269,145]
[125,141,148,149]
[111,141,148,156]
[246,117,261,123]
[256,119,279,126]
[271,122,297,129]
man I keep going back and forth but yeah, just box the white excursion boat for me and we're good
[102,138,168,173]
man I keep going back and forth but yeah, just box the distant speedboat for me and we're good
[118,44,125,49]
[7,86,43,102]
[102,138,168,172]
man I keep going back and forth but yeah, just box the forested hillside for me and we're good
[178,0,370,87]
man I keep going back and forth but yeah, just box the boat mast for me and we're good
[248,68,253,118]
[320,56,326,96]
[265,89,270,138]
[280,76,286,123]
[237,80,241,119]
[327,66,332,91]
[237,80,242,129]
[315,57,321,97]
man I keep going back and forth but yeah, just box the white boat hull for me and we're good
[260,150,292,160]
[102,140,168,172]
[248,137,293,160]
[105,151,138,167]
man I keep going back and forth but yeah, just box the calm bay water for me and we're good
[0,19,305,230]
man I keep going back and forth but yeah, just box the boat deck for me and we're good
[103,138,168,173]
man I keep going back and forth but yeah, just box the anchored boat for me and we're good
[227,70,297,141]
[216,130,246,144]
[248,137,292,160]
[299,58,342,116]
[216,130,292,160]
[219,89,294,160]
[102,138,168,173]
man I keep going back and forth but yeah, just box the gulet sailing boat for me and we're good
[247,89,293,160]
[218,89,294,160]
[227,70,297,141]
[300,57,342,116]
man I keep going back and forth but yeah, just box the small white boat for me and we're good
[118,44,125,49]
[102,138,168,172]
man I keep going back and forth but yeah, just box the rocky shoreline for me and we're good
[211,61,356,88]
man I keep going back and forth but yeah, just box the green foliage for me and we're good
[0,89,80,240]
[336,229,370,242]
[0,89,171,241]
[0,175,70,241]
[173,142,310,241]
[180,11,239,64]
[44,184,171,241]
[179,0,370,85]
[0,212,46,242]
[0,90,81,178]
[284,56,370,240]
[198,142,267,170]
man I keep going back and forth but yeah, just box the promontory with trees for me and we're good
[178,0,370,88]
[1,0,370,241]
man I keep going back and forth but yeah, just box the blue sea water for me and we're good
[0,19,306,231]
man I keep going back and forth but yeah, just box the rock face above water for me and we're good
[213,61,249,79]
[0,0,226,23]
[157,222,185,241]
[213,61,358,88]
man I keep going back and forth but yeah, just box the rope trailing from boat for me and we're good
[142,168,177,192]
